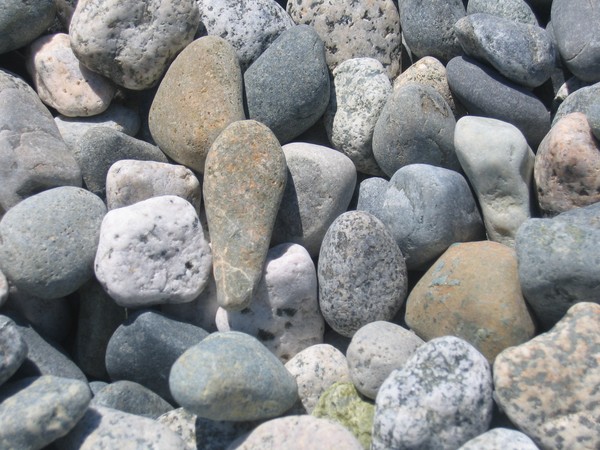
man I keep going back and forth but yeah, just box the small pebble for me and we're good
[0,315,27,386]
[458,428,540,450]
[91,380,173,419]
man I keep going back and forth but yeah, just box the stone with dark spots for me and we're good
[467,0,538,25]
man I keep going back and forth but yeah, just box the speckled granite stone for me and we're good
[458,428,540,450]
[467,0,538,25]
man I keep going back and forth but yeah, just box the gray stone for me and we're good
[588,103,600,140]
[271,142,357,258]
[244,25,330,143]
[552,76,592,114]
[372,336,493,450]
[355,177,387,219]
[0,187,106,299]
[170,331,298,421]
[467,0,539,25]
[0,375,91,450]
[552,81,600,126]
[515,202,600,329]
[458,428,540,450]
[317,211,408,337]
[0,315,27,386]
[0,0,56,54]
[0,270,7,308]
[91,380,173,419]
[69,0,199,89]
[203,120,286,311]
[88,381,108,396]
[372,83,460,177]
[105,310,208,403]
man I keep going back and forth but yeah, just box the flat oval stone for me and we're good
[0,315,27,386]
[467,0,539,25]
[149,36,245,173]
[169,331,298,421]
[203,120,286,311]
[91,380,173,419]
[0,0,56,54]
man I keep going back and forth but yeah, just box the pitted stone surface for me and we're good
[0,316,27,386]
[0,0,56,54]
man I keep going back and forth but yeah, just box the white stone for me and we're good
[458,428,540,450]
[94,195,211,307]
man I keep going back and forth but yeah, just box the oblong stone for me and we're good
[91,380,173,419]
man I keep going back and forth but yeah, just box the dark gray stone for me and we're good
[244,25,330,143]
[553,81,600,126]
[446,56,551,149]
[515,201,600,329]
[467,0,539,25]
[0,315,27,386]
[91,380,173,419]
[588,103,600,140]
[0,0,56,54]
[105,310,208,403]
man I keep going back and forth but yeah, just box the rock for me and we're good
[284,343,352,414]
[149,36,245,173]
[446,56,551,149]
[454,116,535,246]
[91,380,173,419]
[534,113,600,216]
[26,33,115,117]
[372,336,493,450]
[203,120,286,311]
[0,0,56,54]
[0,271,7,308]
[95,195,211,307]
[287,0,401,79]
[271,142,357,258]
[355,177,388,218]
[458,428,540,450]
[372,83,460,177]
[406,241,536,363]
[105,310,208,403]
[552,81,600,126]
[0,316,27,386]
[317,211,408,337]
[346,321,424,400]
[467,0,539,25]
[0,187,105,299]
[494,302,600,449]
[244,25,330,143]
[588,103,600,140]
[88,381,107,396]
[0,69,81,213]
[69,0,199,89]
[515,202,600,329]
[0,375,91,450]
[170,331,298,421]
[552,76,592,114]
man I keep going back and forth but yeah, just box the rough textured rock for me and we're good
[0,315,27,386]
[458,428,540,450]
[467,0,538,25]
[91,380,173,419]
[0,0,56,54]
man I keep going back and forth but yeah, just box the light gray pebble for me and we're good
[355,177,388,219]
[91,380,173,419]
[88,381,108,396]
[0,315,27,386]
[458,428,540,450]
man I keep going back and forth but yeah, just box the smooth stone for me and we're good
[55,405,186,449]
[105,310,208,403]
[218,243,324,363]
[0,376,91,450]
[88,381,108,396]
[552,81,600,126]
[346,321,424,400]
[446,56,551,149]
[244,25,330,143]
[170,331,298,421]
[355,177,387,219]
[372,83,460,177]
[454,116,535,246]
[0,270,7,307]
[552,76,591,113]
[588,103,600,140]
[0,0,56,54]
[0,187,105,299]
[515,202,600,329]
[372,336,493,450]
[494,302,600,449]
[26,33,115,117]
[271,142,357,258]
[0,69,81,213]
[91,380,173,419]
[534,113,600,216]
[317,211,408,337]
[95,195,211,307]
[203,120,286,311]
[149,36,245,173]
[287,0,401,79]
[458,428,540,450]
[406,241,536,363]
[0,315,27,386]
[454,14,555,88]
[69,0,199,89]
[284,343,352,414]
[197,0,293,70]
[467,0,539,25]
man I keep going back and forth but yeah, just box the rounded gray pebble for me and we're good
[0,315,27,386]
[91,380,173,419]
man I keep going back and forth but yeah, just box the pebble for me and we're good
[318,211,408,337]
[494,302,600,449]
[466,0,539,26]
[149,36,245,173]
[372,336,493,450]
[0,0,56,54]
[0,315,27,386]
[271,142,357,258]
[203,120,286,311]
[69,0,199,90]
[90,380,173,419]
[552,81,600,126]
[346,321,424,400]
[0,270,7,308]
[169,331,298,421]
[454,116,535,246]
[588,103,600,140]
[458,428,540,450]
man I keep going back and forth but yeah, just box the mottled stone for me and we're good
[467,0,538,25]
[149,36,245,173]
[355,177,387,219]
[91,380,173,419]
[458,428,540,450]
[0,315,27,386]
[0,271,7,307]
[203,120,286,311]
[552,81,600,126]
[0,0,56,54]
[494,302,600,449]
[372,336,493,450]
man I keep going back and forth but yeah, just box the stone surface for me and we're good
[467,0,538,25]
[0,315,27,386]
[494,302,600,449]
[534,113,600,216]
[454,116,535,246]
[69,0,199,89]
[203,120,286,311]
[588,103,600,141]
[149,36,245,173]
[458,428,540,450]
[372,336,493,450]
[95,195,211,308]
[271,142,356,258]
[0,0,56,54]
[169,331,298,421]
[552,81,600,126]
[91,380,173,419]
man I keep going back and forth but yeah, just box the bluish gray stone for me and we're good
[467,0,539,25]
[244,25,330,143]
[0,0,56,54]
[355,177,388,219]
[169,331,298,421]
[0,186,106,299]
[317,211,408,337]
[552,81,600,126]
[0,315,27,386]
[88,381,108,396]
[588,103,600,140]
[91,380,173,419]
